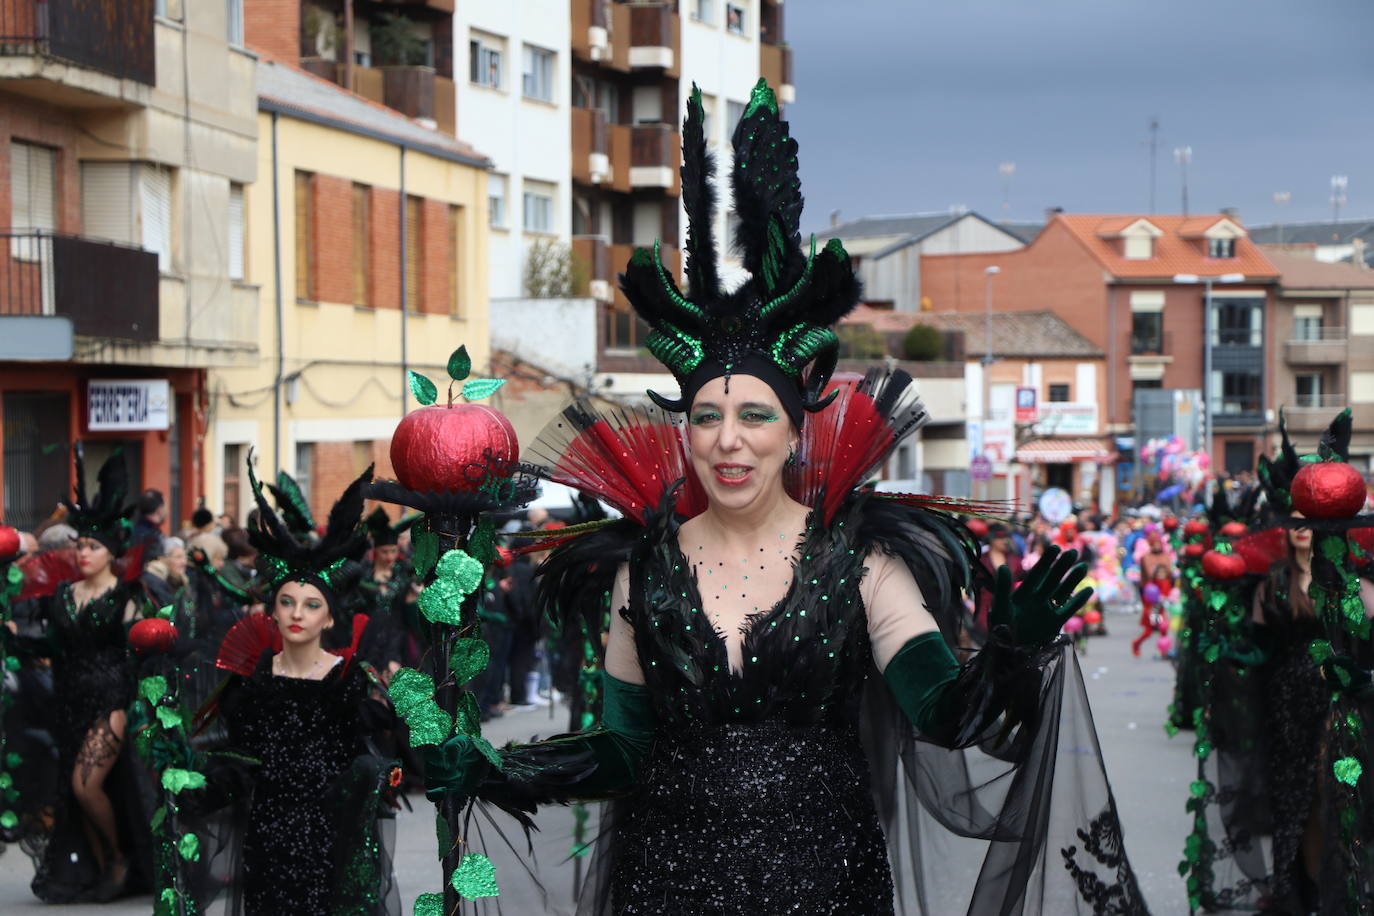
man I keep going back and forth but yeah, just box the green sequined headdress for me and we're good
[247,454,370,608]
[619,79,862,422]
[63,443,134,556]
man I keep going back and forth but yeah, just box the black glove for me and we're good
[988,545,1092,649]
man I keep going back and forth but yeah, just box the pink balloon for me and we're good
[1156,635,1173,656]
[1063,616,1085,634]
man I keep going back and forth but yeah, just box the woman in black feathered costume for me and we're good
[425,81,1146,915]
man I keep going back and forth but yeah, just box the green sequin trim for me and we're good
[759,235,817,321]
[743,77,778,119]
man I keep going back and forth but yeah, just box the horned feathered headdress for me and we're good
[63,444,134,555]
[619,79,861,424]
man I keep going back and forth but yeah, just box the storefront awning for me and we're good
[1015,438,1118,464]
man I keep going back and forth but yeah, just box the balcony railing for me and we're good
[630,123,678,189]
[571,107,609,185]
[1285,327,1347,365]
[628,1,677,69]
[0,231,158,340]
[0,0,155,84]
[1291,325,1347,342]
[1291,392,1346,410]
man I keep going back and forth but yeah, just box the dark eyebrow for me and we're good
[691,402,721,411]
[738,402,777,412]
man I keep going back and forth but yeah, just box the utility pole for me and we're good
[1273,191,1291,245]
[1174,146,1192,215]
[1148,118,1159,213]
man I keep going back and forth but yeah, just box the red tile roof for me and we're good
[1055,214,1280,280]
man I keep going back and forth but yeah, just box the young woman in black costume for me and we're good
[423,81,1146,914]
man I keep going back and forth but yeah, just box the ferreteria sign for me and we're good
[88,379,171,431]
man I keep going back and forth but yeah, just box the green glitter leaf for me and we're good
[438,549,484,595]
[1310,639,1334,665]
[435,811,453,858]
[450,638,490,685]
[6,565,20,585]
[1194,740,1212,759]
[414,892,445,916]
[447,345,472,382]
[388,668,436,717]
[155,706,183,730]
[468,517,497,566]
[1334,756,1363,786]
[0,810,17,830]
[3,655,18,672]
[469,735,503,772]
[1189,780,1208,798]
[463,378,506,401]
[405,700,453,747]
[411,523,438,579]
[139,675,168,706]
[161,768,206,795]
[1207,592,1226,611]
[4,752,16,769]
[1321,534,1347,563]
[408,370,438,406]
[157,603,174,620]
[1164,721,1179,738]
[418,578,463,625]
[177,832,200,862]
[151,805,167,832]
[1204,644,1220,664]
[455,690,481,737]
[452,852,499,899]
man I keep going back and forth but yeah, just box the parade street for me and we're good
[0,611,1195,915]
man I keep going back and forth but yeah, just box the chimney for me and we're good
[1219,207,1240,221]
[1353,237,1368,271]
[1044,206,1064,224]
[830,209,841,227]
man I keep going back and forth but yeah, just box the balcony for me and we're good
[1129,329,1173,357]
[572,0,610,63]
[316,64,456,136]
[1285,326,1347,365]
[0,0,154,102]
[630,123,679,190]
[1286,392,1348,433]
[628,2,678,71]
[572,107,610,186]
[572,235,611,303]
[0,232,157,341]
[759,42,794,104]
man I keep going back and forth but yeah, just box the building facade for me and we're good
[205,59,490,525]
[0,0,257,530]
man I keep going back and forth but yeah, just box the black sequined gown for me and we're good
[611,501,891,914]
[219,653,397,916]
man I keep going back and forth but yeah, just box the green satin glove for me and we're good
[989,545,1092,649]
[882,630,962,745]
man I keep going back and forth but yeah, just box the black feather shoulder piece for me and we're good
[246,452,370,602]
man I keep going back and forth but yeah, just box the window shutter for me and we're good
[11,141,56,232]
[405,196,421,312]
[81,162,136,243]
[11,142,31,229]
[295,171,313,300]
[352,184,369,306]
[227,182,244,280]
[140,164,172,271]
[449,204,461,317]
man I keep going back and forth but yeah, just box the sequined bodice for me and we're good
[626,501,872,731]
[50,581,130,656]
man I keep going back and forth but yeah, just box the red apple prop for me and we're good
[1201,550,1247,580]
[1184,520,1209,538]
[966,519,989,539]
[129,617,178,655]
[390,404,519,494]
[1184,543,1205,559]
[1163,517,1179,532]
[1219,521,1248,537]
[1291,461,1367,520]
[0,525,19,558]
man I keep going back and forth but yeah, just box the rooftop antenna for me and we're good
[1331,175,1349,223]
[1148,117,1159,212]
[1174,146,1192,215]
[1273,191,1291,245]
[998,162,1016,217]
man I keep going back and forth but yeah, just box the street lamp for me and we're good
[983,266,1000,499]
[1173,272,1246,463]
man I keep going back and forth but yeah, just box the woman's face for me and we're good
[164,545,187,579]
[374,544,400,570]
[272,580,332,646]
[75,537,113,578]
[687,374,795,513]
[1289,511,1311,551]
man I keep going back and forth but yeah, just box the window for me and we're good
[228,182,245,280]
[726,100,745,144]
[605,305,652,351]
[469,33,504,90]
[294,442,314,507]
[522,45,554,102]
[222,443,242,526]
[1208,238,1236,258]
[352,184,370,306]
[449,204,463,318]
[1131,311,1164,354]
[1214,299,1263,347]
[11,140,55,263]
[691,0,715,24]
[1210,369,1262,414]
[726,3,745,34]
[226,0,243,45]
[488,173,507,228]
[522,180,555,234]
[1123,235,1153,259]
[1295,373,1323,407]
[1293,305,1323,341]
[294,171,314,300]
[1048,383,1071,403]
[1132,378,1163,391]
[140,164,173,272]
[405,195,421,312]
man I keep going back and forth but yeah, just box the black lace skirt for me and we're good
[610,720,892,915]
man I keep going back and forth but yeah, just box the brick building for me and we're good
[920,213,1281,478]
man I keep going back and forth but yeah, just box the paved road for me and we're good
[0,614,1195,913]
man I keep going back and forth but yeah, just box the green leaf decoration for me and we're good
[0,773,11,790]
[178,832,201,861]
[1203,644,1220,664]
[450,639,491,685]
[404,699,453,747]
[418,578,463,625]
[139,675,168,706]
[7,565,21,585]
[455,690,481,737]
[161,768,206,795]
[447,346,472,382]
[452,852,499,899]
[1194,740,1212,759]
[0,810,16,830]
[1309,640,1334,665]
[412,524,440,580]
[1334,756,1363,786]
[156,706,183,730]
[1189,780,1208,798]
[1321,534,1347,563]
[469,734,504,771]
[3,655,18,672]
[435,811,453,857]
[438,549,485,595]
[388,668,436,717]
[409,370,438,406]
[414,892,445,916]
[462,378,506,401]
[157,603,175,620]
[150,805,167,832]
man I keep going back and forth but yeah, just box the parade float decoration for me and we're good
[0,526,22,842]
[366,346,537,914]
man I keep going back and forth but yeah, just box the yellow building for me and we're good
[207,59,491,523]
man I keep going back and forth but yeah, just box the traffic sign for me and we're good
[970,455,993,482]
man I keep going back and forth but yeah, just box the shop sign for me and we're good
[1015,387,1037,424]
[1033,402,1098,436]
[88,379,170,431]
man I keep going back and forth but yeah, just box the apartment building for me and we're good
[0,0,257,530]
[920,213,1282,480]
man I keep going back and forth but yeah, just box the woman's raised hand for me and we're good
[988,545,1092,649]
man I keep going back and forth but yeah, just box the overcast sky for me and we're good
[786,0,1373,233]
